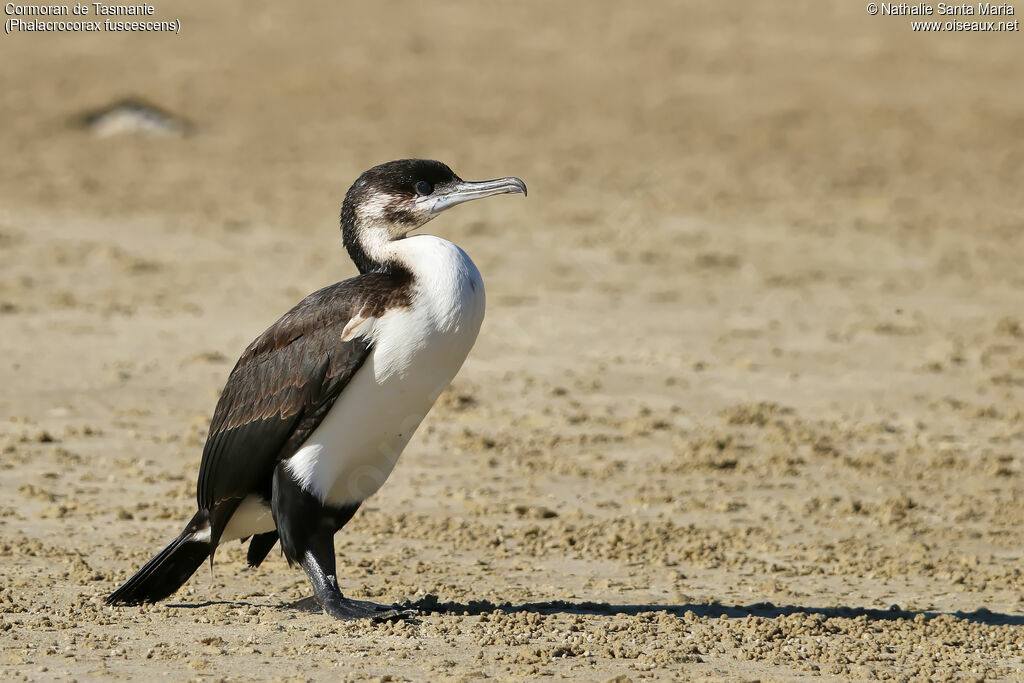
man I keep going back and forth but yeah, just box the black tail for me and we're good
[106,511,211,605]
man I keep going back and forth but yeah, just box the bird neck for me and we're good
[340,200,381,274]
[341,215,424,281]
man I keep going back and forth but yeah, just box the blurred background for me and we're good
[2,2,1023,678]
[3,1,1021,412]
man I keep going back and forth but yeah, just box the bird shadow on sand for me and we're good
[400,595,1024,626]
[166,594,1024,626]
[165,597,331,613]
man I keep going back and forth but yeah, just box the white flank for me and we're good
[220,493,277,542]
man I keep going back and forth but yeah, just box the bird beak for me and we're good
[427,177,528,216]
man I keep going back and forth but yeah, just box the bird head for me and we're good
[341,159,527,272]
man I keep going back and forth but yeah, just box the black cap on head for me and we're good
[351,159,461,199]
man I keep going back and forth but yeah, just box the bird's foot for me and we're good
[287,594,416,621]
[322,595,417,621]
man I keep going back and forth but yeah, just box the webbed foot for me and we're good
[322,594,416,621]
[287,594,417,621]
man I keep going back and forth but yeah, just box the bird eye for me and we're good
[414,180,433,196]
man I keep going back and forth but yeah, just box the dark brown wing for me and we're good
[194,271,411,536]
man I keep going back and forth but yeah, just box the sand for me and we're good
[2,1,1024,680]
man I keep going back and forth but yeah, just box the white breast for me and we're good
[284,235,485,507]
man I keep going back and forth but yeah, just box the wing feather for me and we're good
[194,271,410,534]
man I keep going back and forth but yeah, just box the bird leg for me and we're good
[297,521,408,621]
[272,463,412,621]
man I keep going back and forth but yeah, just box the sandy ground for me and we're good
[2,1,1024,680]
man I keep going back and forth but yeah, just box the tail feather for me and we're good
[246,531,279,568]
[106,511,211,606]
